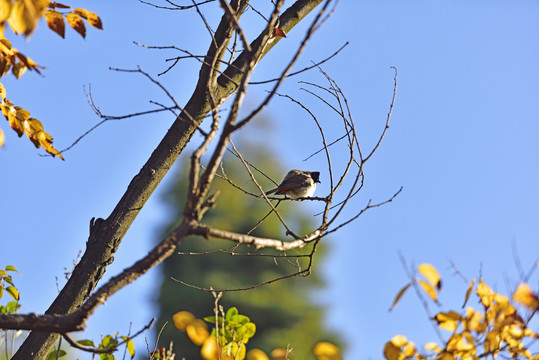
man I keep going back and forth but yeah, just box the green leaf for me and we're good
[5,301,21,314]
[5,265,19,273]
[0,285,3,300]
[46,349,67,360]
[6,285,19,301]
[100,335,118,350]
[99,353,115,360]
[4,276,14,286]
[77,339,96,347]
[203,315,217,324]
[225,307,238,321]
[237,322,256,340]
[231,314,250,327]
[0,270,7,276]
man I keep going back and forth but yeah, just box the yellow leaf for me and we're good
[72,7,88,18]
[6,285,19,300]
[0,0,11,24]
[172,310,195,331]
[462,278,475,308]
[23,117,43,147]
[8,0,47,36]
[313,341,341,359]
[389,283,411,312]
[402,342,415,358]
[484,330,501,354]
[477,280,494,307]
[37,131,64,160]
[435,311,462,332]
[513,283,539,311]
[270,348,288,360]
[11,61,26,78]
[8,106,28,136]
[186,319,209,346]
[45,9,65,38]
[200,337,220,360]
[66,12,85,38]
[391,335,408,347]
[0,81,6,101]
[246,349,269,360]
[418,263,442,290]
[8,0,34,35]
[0,57,10,77]
[86,11,102,30]
[424,342,442,352]
[464,307,485,333]
[383,341,402,360]
[419,279,438,301]
[0,126,4,147]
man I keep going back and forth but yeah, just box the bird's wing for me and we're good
[276,170,310,191]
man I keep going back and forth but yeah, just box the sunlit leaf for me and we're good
[0,126,4,147]
[172,310,195,331]
[37,131,64,160]
[225,306,238,321]
[125,338,135,358]
[391,334,408,347]
[77,339,95,347]
[186,319,209,346]
[419,279,437,301]
[477,280,494,307]
[402,341,415,358]
[389,283,411,312]
[237,322,256,341]
[270,348,288,360]
[0,285,3,300]
[24,117,44,147]
[0,81,6,101]
[4,265,17,273]
[513,283,539,311]
[66,12,85,38]
[435,311,462,332]
[6,285,19,300]
[45,9,65,38]
[86,11,103,30]
[246,348,269,360]
[313,342,341,359]
[8,1,34,35]
[418,263,442,290]
[462,278,476,308]
[424,342,442,352]
[200,337,220,360]
[0,0,12,24]
[8,107,27,136]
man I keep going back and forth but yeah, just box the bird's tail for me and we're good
[265,188,278,195]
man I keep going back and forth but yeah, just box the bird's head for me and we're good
[310,171,321,183]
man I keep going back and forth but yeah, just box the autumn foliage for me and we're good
[0,0,102,156]
[387,263,539,360]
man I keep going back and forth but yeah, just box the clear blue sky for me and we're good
[1,1,538,359]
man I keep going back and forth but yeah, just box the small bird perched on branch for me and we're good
[265,169,321,199]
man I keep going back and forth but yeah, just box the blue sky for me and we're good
[1,1,538,359]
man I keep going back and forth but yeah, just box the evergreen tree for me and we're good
[154,133,340,359]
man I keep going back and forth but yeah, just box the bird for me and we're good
[265,170,321,199]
